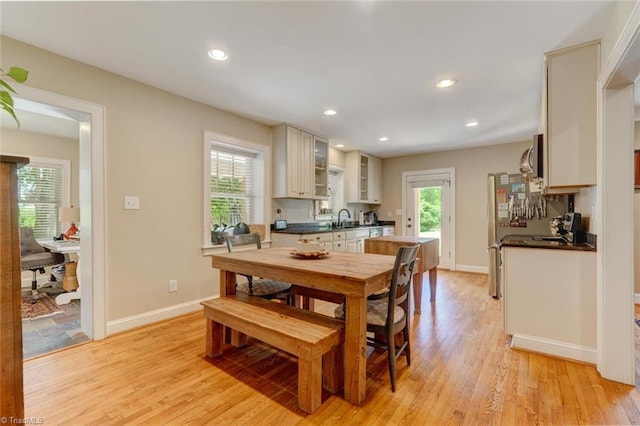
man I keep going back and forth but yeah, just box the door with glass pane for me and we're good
[404,169,453,269]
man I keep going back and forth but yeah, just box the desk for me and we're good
[40,240,81,305]
[365,236,439,314]
[211,247,396,405]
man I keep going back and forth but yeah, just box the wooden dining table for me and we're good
[210,247,397,405]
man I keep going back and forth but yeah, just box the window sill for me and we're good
[201,240,272,256]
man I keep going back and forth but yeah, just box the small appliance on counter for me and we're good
[363,211,378,225]
[562,212,583,243]
[549,212,583,242]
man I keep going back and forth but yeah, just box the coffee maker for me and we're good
[562,212,583,243]
[363,211,378,225]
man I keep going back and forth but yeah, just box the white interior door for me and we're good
[403,168,455,270]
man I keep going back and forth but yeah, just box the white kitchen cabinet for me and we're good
[332,231,347,252]
[544,41,599,188]
[368,155,382,203]
[502,246,596,363]
[346,229,369,253]
[345,151,382,204]
[273,124,328,199]
[271,231,332,249]
[382,226,395,236]
[313,136,329,199]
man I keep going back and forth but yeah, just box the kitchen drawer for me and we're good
[382,226,395,236]
[346,229,369,240]
[332,231,347,241]
[300,232,333,243]
[331,240,347,252]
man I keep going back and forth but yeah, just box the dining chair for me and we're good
[334,244,420,392]
[225,233,292,303]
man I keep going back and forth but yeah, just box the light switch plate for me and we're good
[124,196,139,210]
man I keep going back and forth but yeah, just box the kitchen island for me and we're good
[500,237,596,363]
[364,236,439,314]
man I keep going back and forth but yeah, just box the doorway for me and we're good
[13,85,107,341]
[598,7,639,385]
[402,168,455,270]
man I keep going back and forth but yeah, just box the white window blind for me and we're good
[318,169,344,214]
[210,148,255,227]
[17,164,64,239]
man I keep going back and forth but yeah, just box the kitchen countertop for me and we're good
[272,222,394,235]
[500,235,596,251]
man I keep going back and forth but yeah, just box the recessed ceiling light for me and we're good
[465,120,479,127]
[335,144,344,148]
[436,79,456,88]
[324,109,337,116]
[378,137,389,142]
[208,49,228,61]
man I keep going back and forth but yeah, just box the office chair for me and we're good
[19,227,65,304]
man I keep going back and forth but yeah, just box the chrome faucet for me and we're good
[337,208,351,228]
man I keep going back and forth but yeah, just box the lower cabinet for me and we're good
[502,247,596,363]
[346,229,369,253]
[271,232,332,249]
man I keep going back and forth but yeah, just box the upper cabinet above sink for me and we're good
[345,151,382,204]
[544,41,599,189]
[272,124,329,200]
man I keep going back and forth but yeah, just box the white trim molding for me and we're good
[456,265,488,275]
[107,296,214,335]
[596,1,640,385]
[511,334,597,365]
[13,84,107,341]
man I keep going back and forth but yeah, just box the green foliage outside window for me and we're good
[420,187,441,232]
[210,175,247,227]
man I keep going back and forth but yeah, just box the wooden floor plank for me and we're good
[22,270,640,424]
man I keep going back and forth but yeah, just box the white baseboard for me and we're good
[635,293,640,304]
[106,296,216,336]
[456,265,488,274]
[511,334,596,364]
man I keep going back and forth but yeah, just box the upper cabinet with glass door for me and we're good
[345,151,382,204]
[313,136,329,200]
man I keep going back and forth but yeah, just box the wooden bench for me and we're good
[201,293,345,414]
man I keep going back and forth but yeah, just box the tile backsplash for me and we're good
[272,199,374,224]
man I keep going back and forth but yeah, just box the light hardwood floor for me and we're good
[23,271,640,424]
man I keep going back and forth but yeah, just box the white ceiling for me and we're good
[0,1,628,158]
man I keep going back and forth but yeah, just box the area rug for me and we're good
[21,293,64,320]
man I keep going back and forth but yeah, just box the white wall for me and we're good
[1,128,80,208]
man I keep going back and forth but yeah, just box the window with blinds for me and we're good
[318,169,344,213]
[17,164,64,239]
[210,148,255,227]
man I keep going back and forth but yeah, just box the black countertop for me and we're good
[500,235,596,252]
[272,221,395,235]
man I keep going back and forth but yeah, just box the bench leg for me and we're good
[231,330,248,347]
[322,343,344,394]
[298,357,322,414]
[205,318,224,358]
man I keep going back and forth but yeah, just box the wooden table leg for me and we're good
[429,267,437,302]
[219,269,247,347]
[412,271,424,314]
[344,294,367,405]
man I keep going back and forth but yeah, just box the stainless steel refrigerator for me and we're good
[487,173,565,298]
